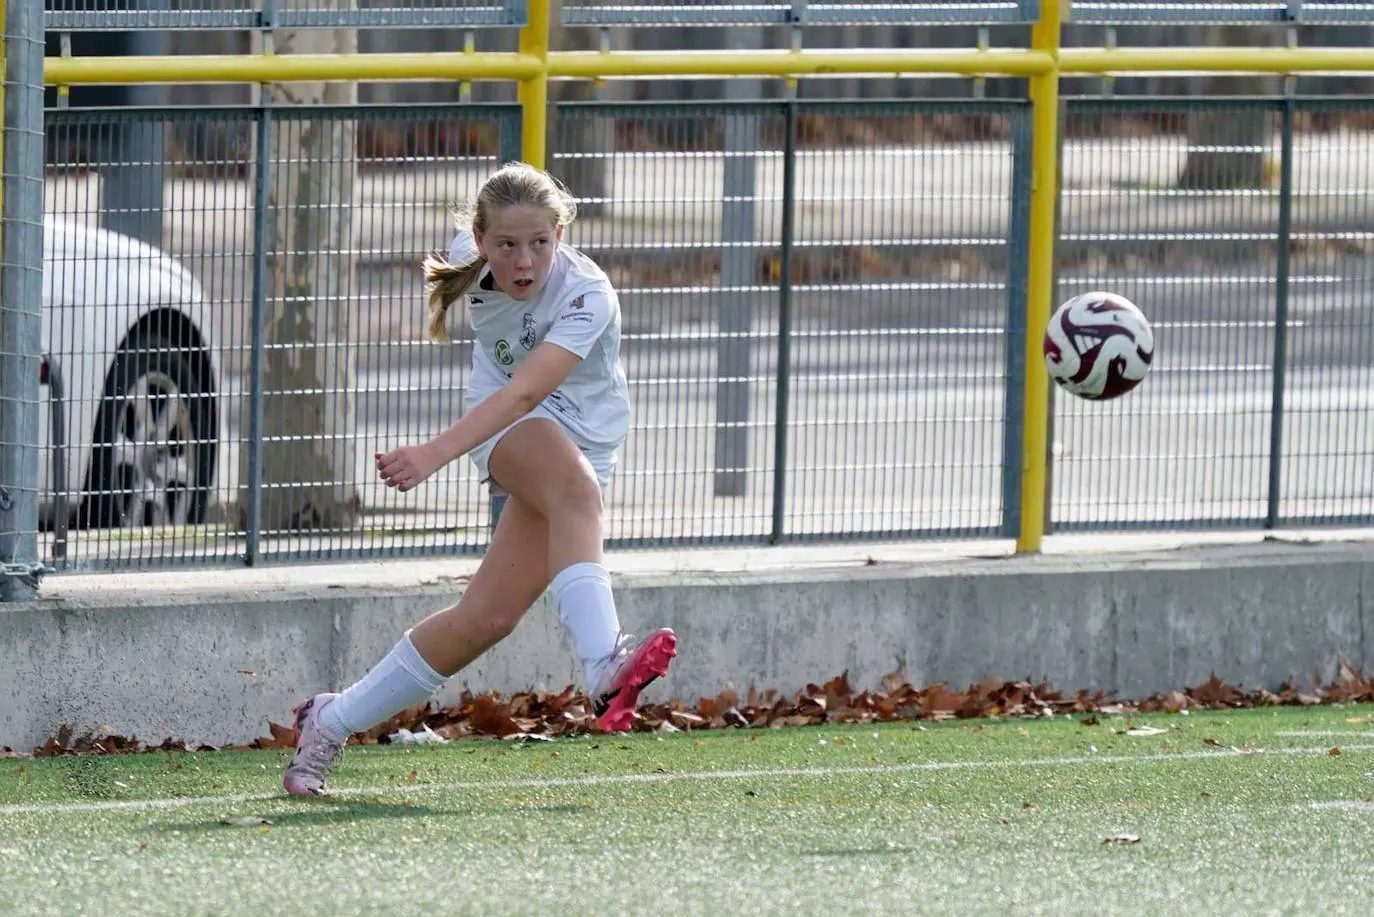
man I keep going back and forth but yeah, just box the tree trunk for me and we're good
[1177,25,1279,190]
[237,2,362,532]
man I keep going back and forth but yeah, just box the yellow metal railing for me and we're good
[38,0,1374,553]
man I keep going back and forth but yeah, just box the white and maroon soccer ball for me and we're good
[1043,292,1155,401]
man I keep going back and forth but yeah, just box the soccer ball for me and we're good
[1043,292,1155,401]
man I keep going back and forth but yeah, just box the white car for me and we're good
[39,215,222,532]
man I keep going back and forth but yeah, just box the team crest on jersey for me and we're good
[569,295,585,309]
[494,339,514,365]
[519,313,537,351]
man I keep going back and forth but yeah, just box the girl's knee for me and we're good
[546,464,603,518]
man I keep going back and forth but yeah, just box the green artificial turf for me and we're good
[3,706,1374,916]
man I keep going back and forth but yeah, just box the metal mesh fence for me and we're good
[1051,100,1282,530]
[1049,98,1374,531]
[1069,1,1374,24]
[40,98,1023,570]
[551,103,789,545]
[42,104,520,570]
[39,0,1374,32]
[45,0,524,31]
[552,100,1021,545]
[559,1,1038,26]
[1280,98,1374,525]
[33,95,1374,570]
[772,101,1020,540]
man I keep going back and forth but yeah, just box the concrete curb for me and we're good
[4,536,1370,752]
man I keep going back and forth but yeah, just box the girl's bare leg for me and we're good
[408,493,551,675]
[485,419,676,732]
[283,494,550,796]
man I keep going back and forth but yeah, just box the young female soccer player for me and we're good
[283,161,678,797]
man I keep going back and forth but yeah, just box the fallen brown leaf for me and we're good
[34,661,1374,756]
[261,722,295,750]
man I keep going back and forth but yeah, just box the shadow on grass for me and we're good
[152,798,598,832]
[153,800,463,832]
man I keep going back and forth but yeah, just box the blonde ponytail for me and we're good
[421,251,487,343]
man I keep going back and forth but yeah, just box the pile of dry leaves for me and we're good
[14,659,1374,759]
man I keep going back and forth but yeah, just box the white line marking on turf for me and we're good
[1297,797,1374,813]
[4,743,1373,818]
[1276,730,1374,738]
[1302,801,1374,812]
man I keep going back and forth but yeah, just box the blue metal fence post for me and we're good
[1266,92,1294,529]
[1000,104,1034,538]
[769,97,797,545]
[245,88,272,566]
[714,28,764,498]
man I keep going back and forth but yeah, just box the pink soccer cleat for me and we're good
[282,693,345,797]
[590,628,678,733]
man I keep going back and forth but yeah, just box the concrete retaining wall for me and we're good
[2,538,1370,752]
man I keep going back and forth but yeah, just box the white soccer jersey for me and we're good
[451,229,631,452]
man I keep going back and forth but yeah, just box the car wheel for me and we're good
[80,328,217,529]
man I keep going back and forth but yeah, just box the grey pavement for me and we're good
[39,524,1374,604]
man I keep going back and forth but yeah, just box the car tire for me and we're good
[79,328,217,529]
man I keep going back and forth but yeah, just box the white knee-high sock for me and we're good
[550,562,621,690]
[317,630,447,742]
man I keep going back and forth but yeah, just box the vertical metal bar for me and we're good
[0,0,8,585]
[57,31,70,109]
[1016,0,1063,554]
[245,89,273,566]
[500,105,522,168]
[769,98,797,545]
[1266,93,1294,529]
[716,27,764,498]
[100,8,167,249]
[490,105,522,536]
[0,0,44,600]
[1000,105,1033,538]
[46,355,68,568]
